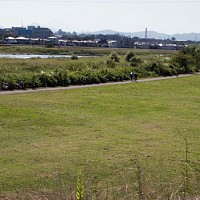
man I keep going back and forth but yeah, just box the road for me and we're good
[0,73,199,95]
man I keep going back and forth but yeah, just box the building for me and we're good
[12,27,32,38]
[108,40,117,48]
[0,29,4,35]
[3,28,14,37]
[4,26,53,39]
[29,26,53,39]
[3,36,17,44]
[15,36,30,45]
[48,36,59,45]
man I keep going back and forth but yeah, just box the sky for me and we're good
[0,0,200,34]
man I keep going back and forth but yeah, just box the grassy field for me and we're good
[0,75,200,199]
[0,45,175,56]
[0,47,174,74]
[0,47,178,92]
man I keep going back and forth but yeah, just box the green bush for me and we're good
[125,50,135,62]
[70,54,79,60]
[106,58,116,68]
[130,56,142,67]
[54,71,71,86]
[172,45,200,74]
[45,43,55,48]
[108,51,120,62]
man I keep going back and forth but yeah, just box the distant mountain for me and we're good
[172,33,200,41]
[85,30,200,41]
[131,31,169,39]
[86,29,119,35]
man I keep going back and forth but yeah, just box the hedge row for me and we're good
[0,67,131,90]
[0,62,188,91]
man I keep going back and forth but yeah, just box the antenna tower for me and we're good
[145,28,147,39]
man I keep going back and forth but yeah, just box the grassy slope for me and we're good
[0,76,199,194]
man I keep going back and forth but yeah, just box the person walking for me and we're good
[18,80,24,90]
[176,69,179,77]
[134,72,138,82]
[130,71,134,81]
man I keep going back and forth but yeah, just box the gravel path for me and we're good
[0,73,199,95]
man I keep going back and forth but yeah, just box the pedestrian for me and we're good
[130,71,134,81]
[19,80,24,90]
[134,72,138,82]
[176,69,179,77]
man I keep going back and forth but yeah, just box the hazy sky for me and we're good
[0,0,200,34]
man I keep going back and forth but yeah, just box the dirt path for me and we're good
[0,73,199,95]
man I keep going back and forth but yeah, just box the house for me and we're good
[15,36,30,44]
[108,40,117,48]
[134,42,150,49]
[3,36,17,44]
[48,36,59,45]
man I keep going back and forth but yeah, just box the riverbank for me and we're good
[1,73,199,95]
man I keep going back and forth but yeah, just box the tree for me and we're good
[125,50,142,67]
[172,52,195,73]
[182,45,196,57]
[172,45,200,73]
[195,46,200,70]
[171,37,176,41]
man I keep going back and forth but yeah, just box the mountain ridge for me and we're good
[84,30,200,41]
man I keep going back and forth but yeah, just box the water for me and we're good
[0,54,84,59]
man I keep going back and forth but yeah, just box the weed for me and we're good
[76,170,84,200]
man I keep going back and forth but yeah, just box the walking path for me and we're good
[0,73,199,95]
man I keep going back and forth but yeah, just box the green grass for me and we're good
[0,48,174,83]
[0,75,200,198]
[0,47,174,74]
[0,45,176,56]
[0,56,107,74]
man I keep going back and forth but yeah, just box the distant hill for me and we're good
[86,30,119,35]
[172,33,200,41]
[85,30,200,41]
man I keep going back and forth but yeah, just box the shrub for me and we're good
[125,50,135,62]
[45,43,54,48]
[130,56,142,67]
[106,58,116,68]
[171,45,200,74]
[54,71,71,86]
[108,51,120,62]
[71,54,79,60]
